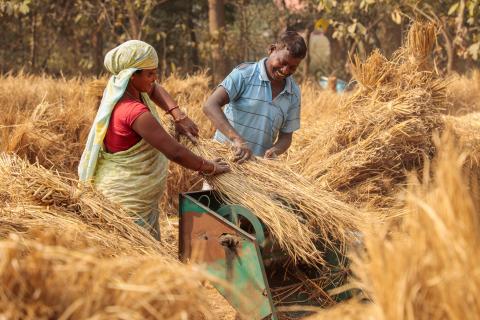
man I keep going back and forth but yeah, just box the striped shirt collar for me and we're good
[258,57,293,94]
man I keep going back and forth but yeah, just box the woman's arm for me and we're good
[149,83,199,142]
[132,112,228,174]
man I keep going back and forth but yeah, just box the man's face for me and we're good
[266,47,303,81]
[131,68,158,93]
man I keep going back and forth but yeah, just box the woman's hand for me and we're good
[202,158,230,176]
[174,113,199,144]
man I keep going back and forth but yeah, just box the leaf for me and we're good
[467,42,480,60]
[347,22,357,34]
[391,9,402,24]
[19,2,30,15]
[357,22,367,35]
[448,2,459,15]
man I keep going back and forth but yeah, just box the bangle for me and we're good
[202,162,216,176]
[165,105,179,114]
[174,114,188,123]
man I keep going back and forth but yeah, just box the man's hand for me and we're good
[264,147,280,159]
[232,137,252,164]
[174,114,199,144]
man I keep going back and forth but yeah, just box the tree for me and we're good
[208,0,226,84]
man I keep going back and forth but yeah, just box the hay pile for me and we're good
[0,73,96,175]
[0,154,174,256]
[188,139,366,266]
[0,153,224,319]
[309,133,480,320]
[443,113,480,167]
[445,70,480,115]
[0,232,213,320]
[292,22,447,206]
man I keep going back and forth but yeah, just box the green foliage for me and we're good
[1,0,479,77]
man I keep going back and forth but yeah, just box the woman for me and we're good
[79,40,229,240]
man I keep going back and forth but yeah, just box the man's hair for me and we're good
[275,31,307,59]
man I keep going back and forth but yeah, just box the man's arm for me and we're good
[149,83,199,142]
[203,87,252,163]
[264,132,293,159]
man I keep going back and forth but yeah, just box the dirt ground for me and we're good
[205,285,237,319]
[160,216,237,319]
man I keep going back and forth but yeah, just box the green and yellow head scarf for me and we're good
[78,40,158,181]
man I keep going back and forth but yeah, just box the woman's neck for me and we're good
[125,85,141,101]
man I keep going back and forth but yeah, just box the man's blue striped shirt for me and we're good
[213,57,301,156]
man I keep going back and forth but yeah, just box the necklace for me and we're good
[124,90,144,104]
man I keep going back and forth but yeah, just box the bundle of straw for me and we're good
[0,74,96,175]
[188,139,366,266]
[443,113,480,167]
[445,70,480,115]
[310,133,480,319]
[292,22,446,206]
[0,154,174,256]
[0,232,213,320]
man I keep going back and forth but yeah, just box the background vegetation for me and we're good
[1,0,479,82]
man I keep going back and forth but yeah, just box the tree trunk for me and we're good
[208,0,226,84]
[302,23,314,81]
[187,3,200,72]
[325,25,348,79]
[126,0,141,39]
[30,9,36,71]
[92,23,104,75]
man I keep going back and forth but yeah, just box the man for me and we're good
[203,31,307,162]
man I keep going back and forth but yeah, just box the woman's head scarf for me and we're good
[78,40,158,181]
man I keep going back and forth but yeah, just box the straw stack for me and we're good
[443,113,480,167]
[187,139,367,266]
[0,232,213,320]
[309,132,480,320]
[0,154,174,257]
[293,22,446,206]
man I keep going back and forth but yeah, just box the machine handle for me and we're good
[219,233,241,249]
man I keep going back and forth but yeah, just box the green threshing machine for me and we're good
[179,190,351,320]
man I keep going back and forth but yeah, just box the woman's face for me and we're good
[131,68,158,93]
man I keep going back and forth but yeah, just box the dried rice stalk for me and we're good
[0,153,174,256]
[188,139,367,266]
[350,50,391,91]
[292,22,446,206]
[308,133,480,320]
[406,21,436,66]
[0,232,213,320]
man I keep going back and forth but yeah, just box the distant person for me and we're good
[203,31,307,162]
[78,40,229,240]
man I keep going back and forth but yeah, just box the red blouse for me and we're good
[104,96,149,153]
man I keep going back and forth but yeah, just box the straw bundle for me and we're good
[0,232,213,320]
[310,133,480,320]
[443,113,480,167]
[445,70,480,115]
[404,21,436,70]
[0,73,96,175]
[0,153,174,256]
[292,22,446,206]
[187,139,366,266]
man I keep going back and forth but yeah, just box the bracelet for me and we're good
[165,105,179,114]
[202,162,216,176]
[174,114,188,123]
